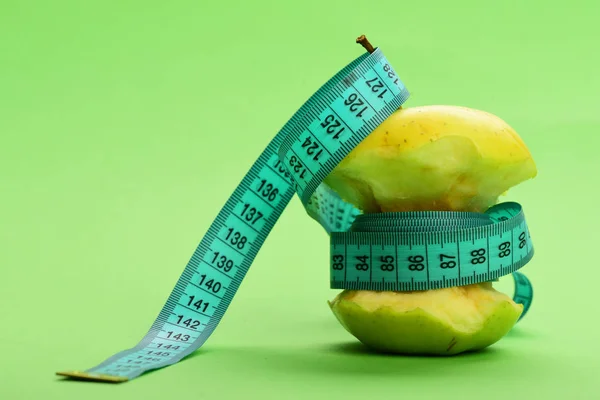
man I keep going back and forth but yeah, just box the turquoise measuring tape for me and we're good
[57,45,533,383]
[329,201,533,315]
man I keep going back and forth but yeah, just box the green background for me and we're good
[1,0,599,398]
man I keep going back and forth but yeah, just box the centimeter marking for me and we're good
[57,48,415,382]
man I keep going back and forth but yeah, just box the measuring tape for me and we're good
[57,46,534,383]
[330,201,534,319]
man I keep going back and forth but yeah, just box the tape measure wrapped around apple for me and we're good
[324,38,537,355]
[57,36,535,383]
[326,109,536,354]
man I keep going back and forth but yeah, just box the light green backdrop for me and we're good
[1,0,599,398]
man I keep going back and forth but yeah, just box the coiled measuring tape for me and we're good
[57,46,533,383]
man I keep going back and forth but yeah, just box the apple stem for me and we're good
[356,35,375,53]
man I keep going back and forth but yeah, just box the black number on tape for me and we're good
[226,228,248,249]
[257,179,279,202]
[383,64,399,85]
[212,252,235,272]
[470,248,486,264]
[176,315,201,329]
[272,160,291,178]
[365,77,388,98]
[165,332,190,342]
[355,255,369,271]
[332,255,344,270]
[199,274,223,294]
[240,204,264,225]
[380,255,395,271]
[499,241,511,258]
[155,344,180,350]
[301,137,323,161]
[439,254,456,269]
[187,295,209,313]
[408,255,425,271]
[288,155,307,179]
[320,115,346,139]
[343,93,368,118]
[519,231,527,249]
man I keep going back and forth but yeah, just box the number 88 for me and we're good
[470,248,486,264]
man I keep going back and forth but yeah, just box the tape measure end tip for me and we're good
[56,371,128,383]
